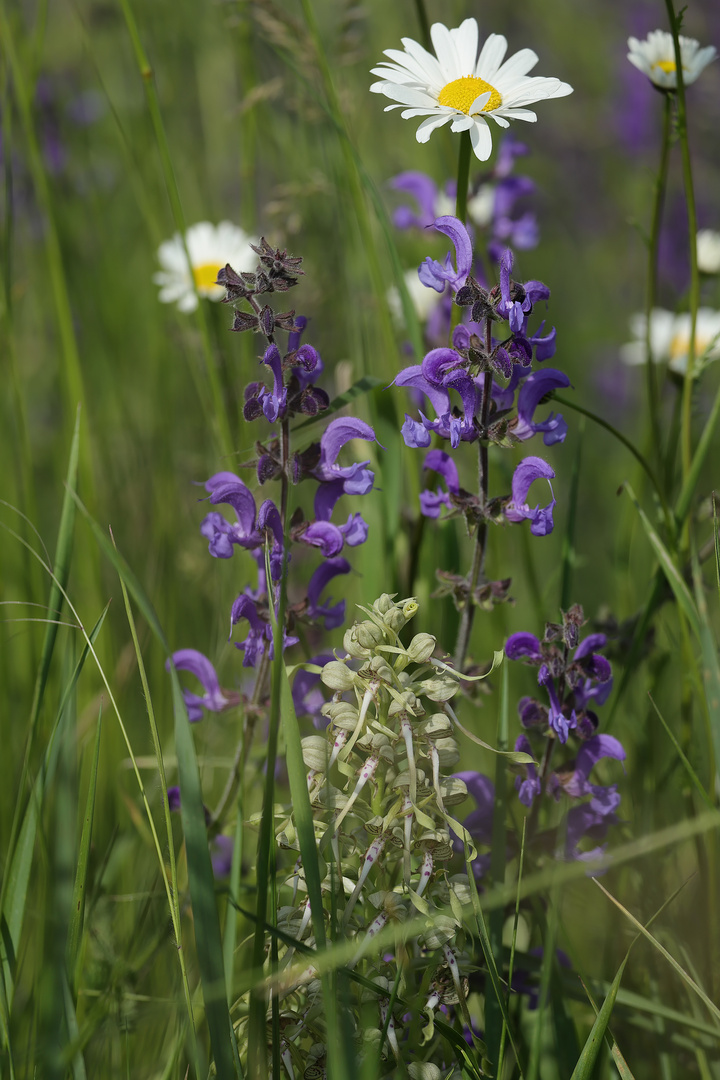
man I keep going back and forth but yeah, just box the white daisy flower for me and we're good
[697,230,720,276]
[627,30,717,90]
[387,268,443,327]
[620,308,720,375]
[370,18,573,162]
[153,221,258,313]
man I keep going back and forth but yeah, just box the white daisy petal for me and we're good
[415,113,453,143]
[493,47,539,82]
[451,115,476,132]
[475,33,508,81]
[370,19,573,164]
[451,18,479,75]
[469,119,493,161]
[430,21,461,78]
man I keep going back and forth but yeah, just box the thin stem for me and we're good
[412,0,431,52]
[664,0,700,487]
[553,393,672,528]
[453,321,492,669]
[645,92,673,469]
[455,129,472,225]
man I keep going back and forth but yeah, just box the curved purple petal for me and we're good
[423,449,460,494]
[514,368,570,444]
[210,482,258,536]
[420,489,452,518]
[401,414,433,449]
[394,364,451,417]
[430,216,473,288]
[320,418,377,466]
[505,632,542,662]
[339,513,369,547]
[574,633,607,659]
[301,521,345,557]
[421,347,463,387]
[505,457,556,536]
[314,478,346,522]
[287,314,308,353]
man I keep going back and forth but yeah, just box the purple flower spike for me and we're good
[505,632,542,662]
[514,369,570,445]
[505,457,556,537]
[167,648,231,722]
[390,171,441,228]
[539,666,576,744]
[418,216,473,294]
[210,834,234,878]
[292,653,334,727]
[514,734,541,807]
[564,735,626,798]
[420,449,460,518]
[301,521,345,558]
[454,770,495,847]
[307,558,351,629]
[259,343,288,421]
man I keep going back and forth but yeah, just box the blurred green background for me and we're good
[2,0,720,1074]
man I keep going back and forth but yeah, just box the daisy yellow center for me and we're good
[653,59,677,74]
[193,262,223,291]
[670,332,709,359]
[438,75,501,114]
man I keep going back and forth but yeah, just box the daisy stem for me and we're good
[455,129,472,226]
[665,0,700,500]
[412,0,432,52]
[453,321,492,669]
[645,91,672,474]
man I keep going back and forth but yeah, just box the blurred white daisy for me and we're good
[620,308,720,375]
[387,268,443,327]
[697,230,720,275]
[370,18,573,162]
[627,30,717,89]
[154,221,258,312]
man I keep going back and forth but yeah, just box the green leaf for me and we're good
[691,545,720,777]
[67,704,103,980]
[624,482,700,637]
[292,376,384,432]
[570,957,630,1080]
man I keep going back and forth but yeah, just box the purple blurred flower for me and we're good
[514,734,541,807]
[292,653,334,727]
[230,594,299,668]
[419,450,460,518]
[167,648,234,722]
[513,369,569,445]
[210,834,234,878]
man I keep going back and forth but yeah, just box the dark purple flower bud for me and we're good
[294,344,320,371]
[232,309,258,332]
[259,305,275,337]
[518,695,547,728]
[167,786,181,812]
[299,386,329,416]
[257,454,281,484]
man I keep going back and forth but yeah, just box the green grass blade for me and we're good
[593,878,720,1025]
[624,482,700,638]
[648,693,714,810]
[560,416,584,610]
[1,604,108,1016]
[691,544,720,781]
[66,703,102,980]
[172,667,240,1078]
[0,407,81,936]
[573,966,633,1080]
[223,807,244,1003]
[484,657,510,1068]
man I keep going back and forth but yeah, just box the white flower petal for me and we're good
[451,115,475,132]
[450,18,479,75]
[430,21,461,78]
[494,47,539,82]
[469,118,493,161]
[415,114,452,143]
[475,33,508,81]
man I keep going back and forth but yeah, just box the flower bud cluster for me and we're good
[275,595,488,1069]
